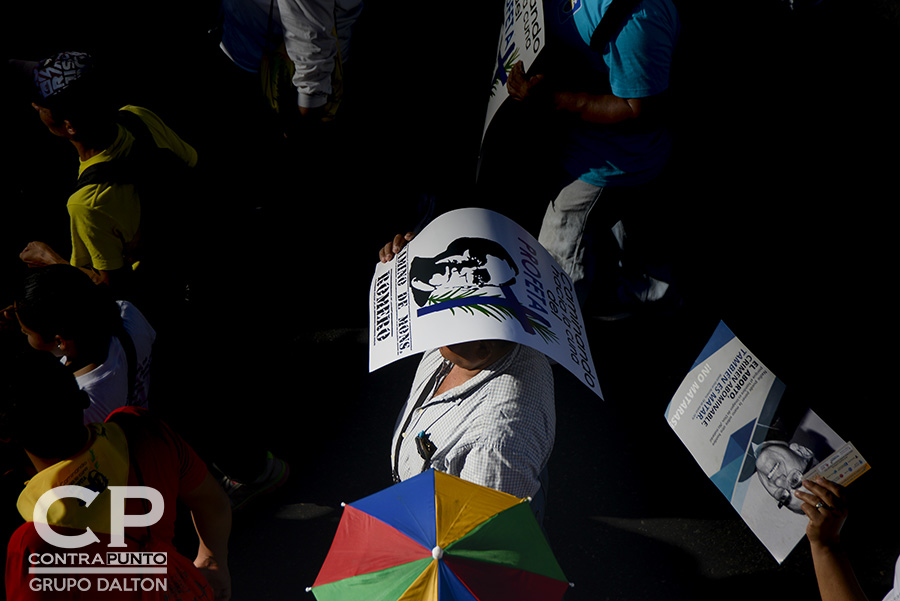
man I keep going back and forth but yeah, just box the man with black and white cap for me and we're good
[9,51,198,299]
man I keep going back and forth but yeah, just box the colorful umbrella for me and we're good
[308,470,570,601]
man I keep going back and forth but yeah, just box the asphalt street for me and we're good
[2,0,899,599]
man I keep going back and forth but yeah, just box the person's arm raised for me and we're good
[795,476,869,601]
[506,60,649,126]
[182,471,232,601]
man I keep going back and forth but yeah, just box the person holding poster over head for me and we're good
[381,233,556,522]
[372,209,602,400]
[506,0,680,314]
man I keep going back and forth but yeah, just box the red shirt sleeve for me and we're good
[105,406,206,494]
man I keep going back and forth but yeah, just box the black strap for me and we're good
[74,111,153,191]
[113,318,138,404]
[266,0,278,51]
[72,109,192,273]
[109,414,153,548]
[589,0,645,54]
[392,362,450,483]
[74,109,182,191]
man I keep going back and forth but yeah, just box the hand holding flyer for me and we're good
[664,321,870,563]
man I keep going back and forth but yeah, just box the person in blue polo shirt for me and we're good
[508,0,680,314]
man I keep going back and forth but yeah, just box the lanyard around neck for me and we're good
[391,360,451,483]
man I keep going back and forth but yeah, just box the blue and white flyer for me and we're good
[664,321,869,563]
[369,208,602,400]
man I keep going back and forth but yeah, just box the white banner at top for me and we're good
[482,0,546,141]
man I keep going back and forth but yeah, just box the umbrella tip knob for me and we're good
[431,546,444,560]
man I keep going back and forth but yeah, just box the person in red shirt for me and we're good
[1,352,231,600]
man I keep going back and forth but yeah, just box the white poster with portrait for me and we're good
[664,321,868,563]
[369,207,602,399]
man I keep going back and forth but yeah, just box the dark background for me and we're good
[1,0,898,599]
